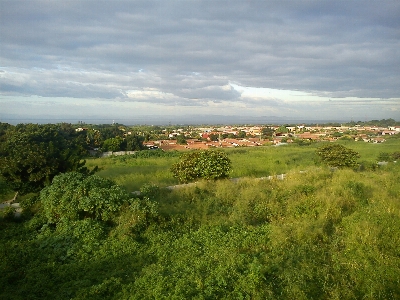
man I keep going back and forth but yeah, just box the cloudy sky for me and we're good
[1,0,399,124]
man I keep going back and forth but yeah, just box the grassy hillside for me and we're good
[85,137,400,191]
[1,138,399,299]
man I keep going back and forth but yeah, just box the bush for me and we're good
[0,206,15,221]
[316,143,360,168]
[40,172,132,224]
[176,135,187,145]
[139,183,160,200]
[171,150,232,183]
[392,151,400,160]
[377,152,391,162]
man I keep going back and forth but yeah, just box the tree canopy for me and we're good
[316,143,360,168]
[171,150,231,183]
[40,172,132,224]
[0,123,90,194]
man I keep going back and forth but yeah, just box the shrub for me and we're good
[377,152,391,162]
[316,143,360,168]
[392,151,400,160]
[40,172,132,224]
[171,150,231,183]
[139,183,160,200]
[176,135,187,145]
[0,206,16,221]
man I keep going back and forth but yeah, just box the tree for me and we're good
[316,143,360,168]
[101,137,124,152]
[86,129,102,148]
[171,150,231,183]
[40,172,132,224]
[0,122,12,142]
[125,134,145,151]
[332,132,343,137]
[261,126,274,138]
[208,133,219,141]
[176,135,187,145]
[275,126,289,134]
[0,124,90,194]
[237,131,247,138]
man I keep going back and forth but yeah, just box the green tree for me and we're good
[171,150,231,183]
[276,126,289,133]
[86,129,102,148]
[0,124,89,194]
[316,143,360,168]
[176,135,187,145]
[40,172,132,224]
[237,131,247,138]
[0,122,12,142]
[261,126,274,138]
[208,133,220,141]
[101,137,124,152]
[332,132,343,137]
[125,134,145,151]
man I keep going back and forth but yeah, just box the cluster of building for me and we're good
[147,124,400,151]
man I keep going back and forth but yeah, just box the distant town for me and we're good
[74,119,400,154]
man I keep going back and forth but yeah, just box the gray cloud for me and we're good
[1,0,399,121]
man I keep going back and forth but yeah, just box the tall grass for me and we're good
[227,144,318,178]
[337,137,400,162]
[84,138,400,192]
[2,140,399,299]
[153,163,400,298]
[85,155,180,191]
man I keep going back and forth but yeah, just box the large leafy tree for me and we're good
[101,136,124,152]
[125,134,145,151]
[176,135,187,145]
[171,150,231,183]
[0,123,89,194]
[0,122,12,142]
[316,143,360,168]
[85,129,102,148]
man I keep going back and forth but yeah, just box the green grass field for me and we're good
[84,137,400,192]
[1,137,398,201]
[1,137,400,299]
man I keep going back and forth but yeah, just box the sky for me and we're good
[1,0,399,124]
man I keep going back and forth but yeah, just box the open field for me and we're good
[1,137,399,299]
[84,137,400,192]
[1,146,399,299]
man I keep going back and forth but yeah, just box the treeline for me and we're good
[0,122,153,193]
[0,123,90,193]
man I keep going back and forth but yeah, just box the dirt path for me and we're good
[0,192,22,217]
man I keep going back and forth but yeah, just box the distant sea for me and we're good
[0,114,350,125]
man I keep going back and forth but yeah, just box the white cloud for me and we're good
[1,0,399,122]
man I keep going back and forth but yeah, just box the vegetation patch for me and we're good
[1,129,400,299]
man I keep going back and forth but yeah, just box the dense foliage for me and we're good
[0,123,89,194]
[377,151,400,162]
[101,136,125,152]
[1,163,399,299]
[176,135,187,145]
[101,135,145,152]
[316,143,360,168]
[171,150,232,183]
[1,137,400,299]
[40,172,132,224]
